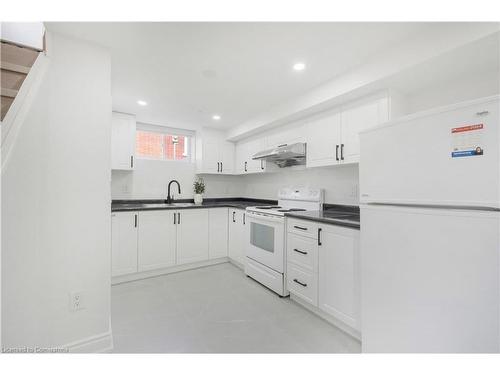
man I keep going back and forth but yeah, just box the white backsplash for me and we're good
[112,158,359,205]
[111,159,243,200]
[239,164,359,205]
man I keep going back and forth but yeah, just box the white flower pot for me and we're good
[194,194,203,205]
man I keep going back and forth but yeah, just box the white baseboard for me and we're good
[290,294,362,342]
[64,329,113,353]
[112,257,229,285]
[228,258,244,270]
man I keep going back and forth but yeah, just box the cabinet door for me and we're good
[341,99,388,164]
[138,211,177,272]
[235,142,248,174]
[177,209,209,265]
[220,141,235,174]
[246,138,266,173]
[306,111,342,168]
[202,139,221,174]
[228,209,246,265]
[318,224,360,330]
[111,212,138,276]
[238,210,248,263]
[208,208,229,258]
[111,112,136,170]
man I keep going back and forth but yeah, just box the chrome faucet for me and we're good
[167,180,181,204]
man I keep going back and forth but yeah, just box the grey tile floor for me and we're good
[111,262,361,353]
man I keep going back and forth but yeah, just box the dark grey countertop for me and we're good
[112,199,360,229]
[285,204,360,229]
[111,198,277,212]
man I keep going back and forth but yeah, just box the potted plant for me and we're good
[193,177,205,205]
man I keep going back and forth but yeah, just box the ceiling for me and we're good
[46,22,434,130]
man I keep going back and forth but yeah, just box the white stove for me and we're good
[244,187,323,296]
[246,187,324,216]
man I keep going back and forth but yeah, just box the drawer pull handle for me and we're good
[293,248,308,255]
[293,279,307,287]
[293,225,308,231]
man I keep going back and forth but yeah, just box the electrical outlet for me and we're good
[69,291,85,311]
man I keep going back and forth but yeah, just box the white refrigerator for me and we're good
[359,95,500,353]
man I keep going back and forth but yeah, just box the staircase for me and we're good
[1,41,41,121]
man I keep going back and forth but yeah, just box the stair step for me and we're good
[1,88,18,98]
[1,96,15,121]
[1,41,39,68]
[1,69,27,90]
[1,61,30,74]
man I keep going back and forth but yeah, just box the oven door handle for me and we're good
[245,211,284,224]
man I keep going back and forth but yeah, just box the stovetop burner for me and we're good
[277,208,307,212]
[255,206,282,209]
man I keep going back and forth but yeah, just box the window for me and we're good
[135,124,193,162]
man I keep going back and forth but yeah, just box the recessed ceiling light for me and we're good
[137,100,148,106]
[293,62,306,71]
[212,114,221,121]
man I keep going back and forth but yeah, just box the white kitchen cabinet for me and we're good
[265,124,305,149]
[306,94,390,168]
[208,208,229,259]
[112,208,228,281]
[228,208,247,265]
[111,212,138,276]
[305,110,342,168]
[176,209,209,265]
[111,112,136,170]
[197,128,235,174]
[341,97,389,164]
[235,138,266,174]
[287,263,318,306]
[137,210,177,272]
[318,224,360,331]
[286,217,360,334]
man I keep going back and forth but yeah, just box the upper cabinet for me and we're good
[305,110,342,168]
[196,128,235,174]
[111,112,136,170]
[306,93,396,168]
[340,97,389,164]
[235,137,267,174]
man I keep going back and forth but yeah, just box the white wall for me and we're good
[406,69,499,114]
[1,31,112,351]
[111,159,243,200]
[240,165,359,205]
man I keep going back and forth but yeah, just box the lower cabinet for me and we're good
[176,209,209,265]
[208,208,229,259]
[112,207,226,280]
[111,211,138,277]
[286,218,360,334]
[138,210,176,272]
[318,224,360,331]
[228,208,247,265]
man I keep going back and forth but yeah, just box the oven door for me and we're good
[246,211,285,273]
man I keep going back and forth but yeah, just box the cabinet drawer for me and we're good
[287,233,318,272]
[287,218,319,239]
[287,264,318,306]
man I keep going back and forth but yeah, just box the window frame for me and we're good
[135,123,195,163]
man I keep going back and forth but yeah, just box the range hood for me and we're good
[252,142,306,168]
